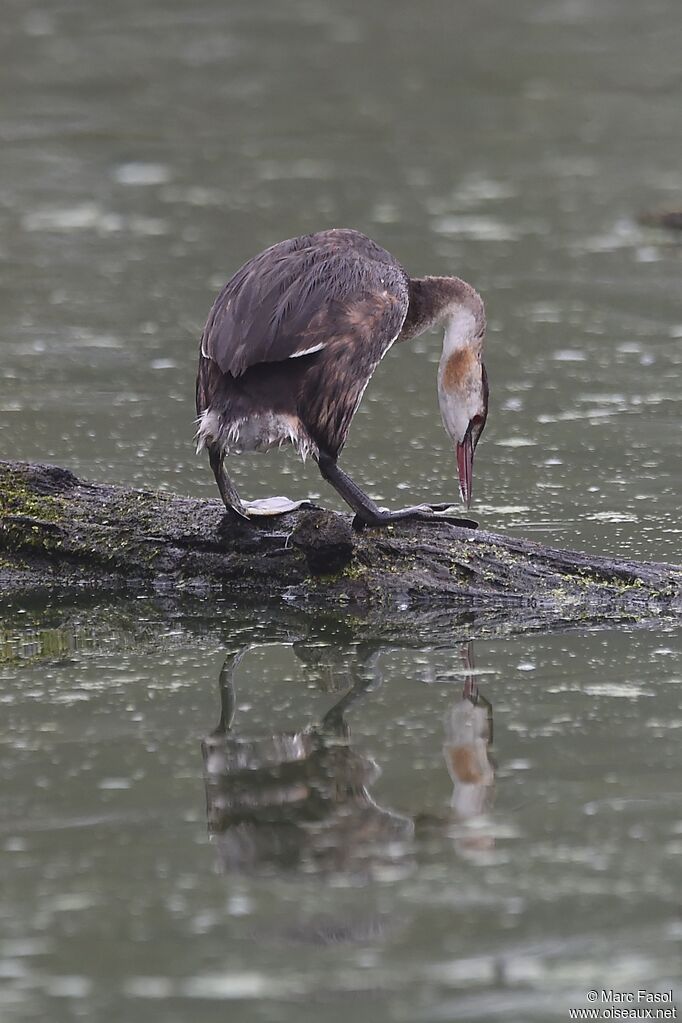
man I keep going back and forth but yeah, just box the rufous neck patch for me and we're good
[442,346,477,391]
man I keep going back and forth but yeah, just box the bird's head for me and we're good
[437,301,489,508]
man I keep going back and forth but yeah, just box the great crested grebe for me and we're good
[196,229,489,527]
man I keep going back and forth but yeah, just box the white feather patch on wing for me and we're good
[288,342,326,358]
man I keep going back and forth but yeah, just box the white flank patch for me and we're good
[195,407,317,461]
[194,408,222,453]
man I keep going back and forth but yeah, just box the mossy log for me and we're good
[0,460,680,629]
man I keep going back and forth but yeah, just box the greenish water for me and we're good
[0,0,681,1019]
[0,604,680,1022]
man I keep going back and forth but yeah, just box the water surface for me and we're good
[1,604,681,1021]
[0,0,680,556]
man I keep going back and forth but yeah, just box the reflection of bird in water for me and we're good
[195,228,488,526]
[442,642,495,854]
[202,636,497,881]
[201,646,413,877]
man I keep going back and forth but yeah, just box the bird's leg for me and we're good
[316,451,478,530]
[208,447,251,521]
[319,649,383,738]
[208,447,317,522]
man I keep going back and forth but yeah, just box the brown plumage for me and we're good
[196,229,488,527]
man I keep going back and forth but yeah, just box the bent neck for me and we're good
[400,276,485,343]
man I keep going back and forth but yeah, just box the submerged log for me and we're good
[0,460,680,628]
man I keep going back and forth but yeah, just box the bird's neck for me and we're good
[400,276,482,344]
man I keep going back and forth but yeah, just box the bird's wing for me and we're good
[200,236,409,377]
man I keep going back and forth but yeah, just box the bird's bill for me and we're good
[456,434,475,508]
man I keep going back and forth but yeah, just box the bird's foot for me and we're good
[241,496,320,517]
[423,504,479,528]
[352,504,478,531]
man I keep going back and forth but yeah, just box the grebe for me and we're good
[196,229,489,527]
